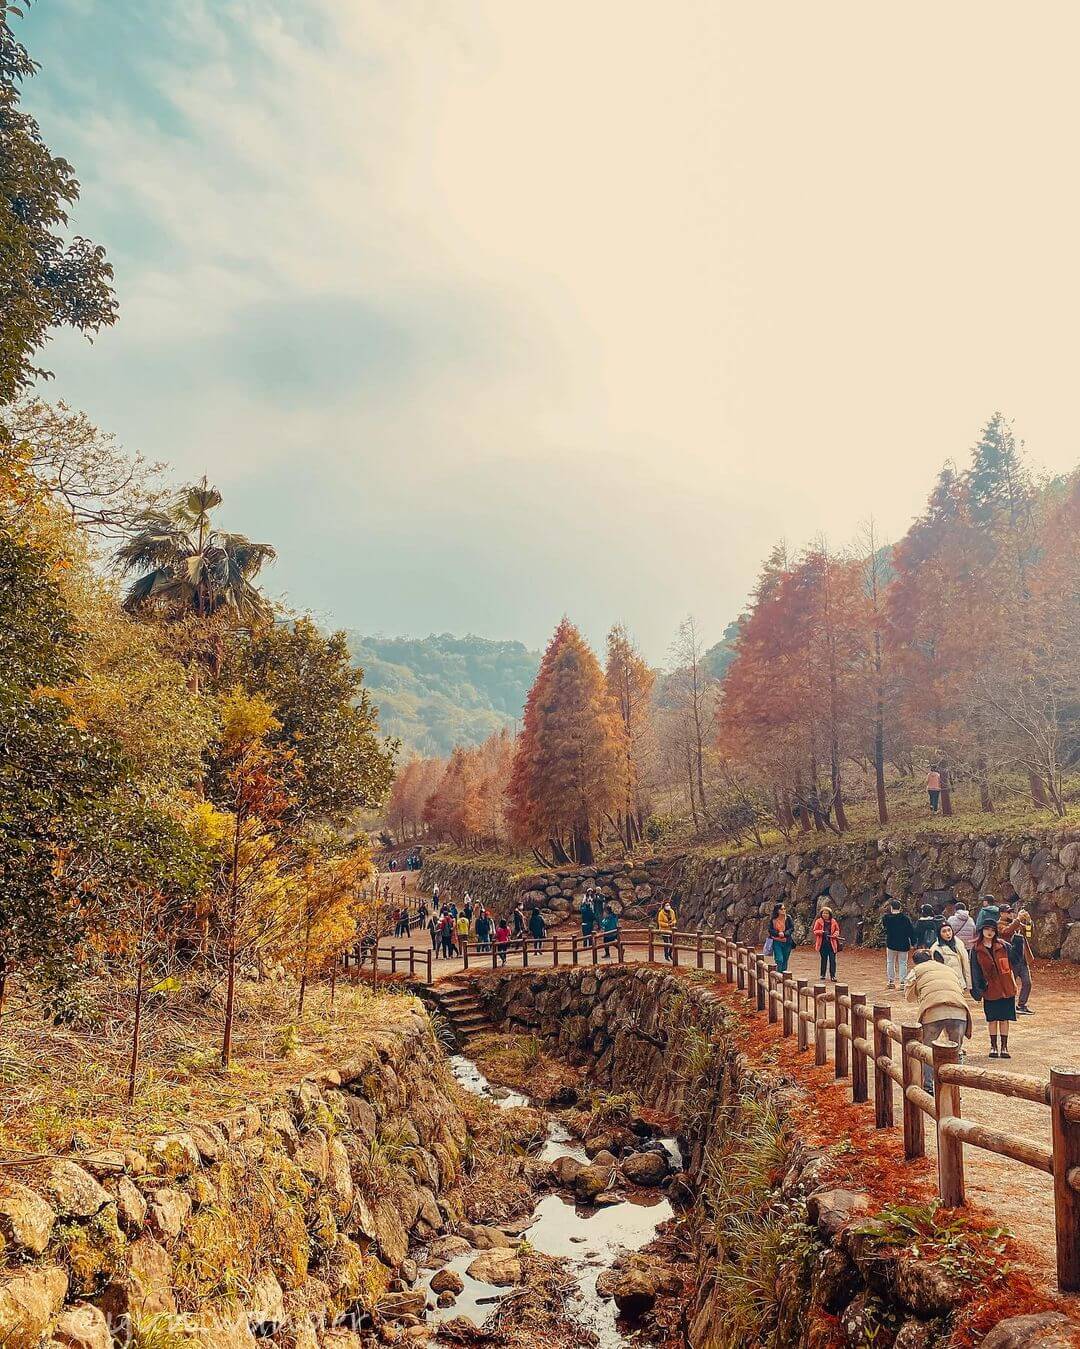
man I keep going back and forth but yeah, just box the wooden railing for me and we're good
[370,926,1080,1293]
[712,938,1080,1295]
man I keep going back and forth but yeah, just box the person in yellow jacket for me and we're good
[656,901,677,962]
[456,913,470,953]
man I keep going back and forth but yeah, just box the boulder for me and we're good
[187,1121,227,1162]
[0,1267,68,1349]
[122,1236,176,1316]
[50,1303,111,1349]
[429,1269,464,1295]
[150,1134,201,1177]
[612,1268,657,1318]
[296,1129,329,1183]
[466,1250,521,1286]
[326,1137,353,1217]
[436,1290,456,1307]
[0,1180,55,1255]
[806,1189,871,1240]
[458,1223,511,1250]
[146,1186,192,1241]
[43,1162,111,1218]
[1060,923,1080,965]
[895,1255,965,1318]
[573,1163,614,1203]
[550,1156,583,1187]
[1032,910,1068,958]
[591,1149,618,1170]
[113,1175,147,1234]
[622,1151,669,1187]
[425,1235,472,1263]
[981,1314,1077,1349]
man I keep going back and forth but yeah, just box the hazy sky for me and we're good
[20,1,1080,661]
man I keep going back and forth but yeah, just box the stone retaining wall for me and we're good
[665,828,1080,961]
[0,1004,468,1349]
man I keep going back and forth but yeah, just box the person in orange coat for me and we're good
[813,905,842,981]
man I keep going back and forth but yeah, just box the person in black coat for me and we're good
[883,901,916,988]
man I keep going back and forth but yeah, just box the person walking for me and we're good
[813,906,841,981]
[913,903,940,950]
[600,906,620,960]
[426,912,440,954]
[657,900,677,962]
[512,903,527,940]
[930,921,971,991]
[440,910,456,959]
[883,901,916,988]
[766,903,795,973]
[495,918,510,966]
[951,904,976,951]
[580,894,596,949]
[999,902,1034,1014]
[475,908,493,954]
[970,917,1018,1058]
[925,766,942,813]
[905,950,972,1090]
[463,896,474,930]
[528,906,546,954]
[455,911,470,954]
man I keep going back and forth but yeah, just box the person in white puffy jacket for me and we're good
[930,922,971,991]
[950,905,976,950]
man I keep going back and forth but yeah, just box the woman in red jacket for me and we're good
[813,906,842,981]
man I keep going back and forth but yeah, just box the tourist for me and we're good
[475,908,493,954]
[456,911,470,954]
[580,893,596,949]
[528,906,547,954]
[813,906,841,981]
[463,894,474,929]
[766,903,795,973]
[512,903,527,940]
[913,903,940,950]
[600,905,620,960]
[433,881,440,904]
[926,765,942,813]
[930,922,971,991]
[439,910,456,959]
[657,899,677,962]
[426,912,440,954]
[905,950,971,1089]
[951,903,976,950]
[883,900,916,988]
[970,917,1018,1059]
[999,902,1034,1014]
[495,918,511,965]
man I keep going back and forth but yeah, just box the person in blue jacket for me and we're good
[600,905,620,960]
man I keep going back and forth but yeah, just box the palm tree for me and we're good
[115,479,276,623]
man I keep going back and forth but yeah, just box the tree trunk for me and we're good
[831,749,849,832]
[1029,772,1048,808]
[978,755,994,813]
[222,945,237,1068]
[573,821,594,865]
[127,953,145,1105]
[940,765,953,817]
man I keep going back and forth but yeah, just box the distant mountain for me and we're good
[347,632,540,757]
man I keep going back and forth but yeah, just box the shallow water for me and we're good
[443,1052,676,1345]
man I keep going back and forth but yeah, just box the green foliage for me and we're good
[232,618,397,821]
[0,2,117,403]
[347,632,539,756]
[852,1201,1012,1286]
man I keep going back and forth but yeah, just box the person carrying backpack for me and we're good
[600,906,620,960]
[883,901,916,988]
[580,894,596,948]
[913,903,939,950]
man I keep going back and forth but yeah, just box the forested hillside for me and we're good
[347,632,540,755]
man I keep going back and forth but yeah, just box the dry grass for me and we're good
[467,1032,578,1102]
[0,972,423,1155]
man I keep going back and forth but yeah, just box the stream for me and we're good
[442,1054,678,1346]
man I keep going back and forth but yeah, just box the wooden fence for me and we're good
[369,927,1080,1293]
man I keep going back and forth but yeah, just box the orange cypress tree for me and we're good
[507,618,624,864]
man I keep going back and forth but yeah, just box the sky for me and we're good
[19,0,1080,662]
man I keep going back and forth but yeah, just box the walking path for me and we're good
[381,886,1080,1293]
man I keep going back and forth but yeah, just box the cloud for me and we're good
[21,0,1080,660]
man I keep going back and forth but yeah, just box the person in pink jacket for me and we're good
[813,906,842,981]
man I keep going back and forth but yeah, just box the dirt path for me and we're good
[383,909,1080,1295]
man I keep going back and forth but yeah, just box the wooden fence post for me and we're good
[782,974,794,1037]
[672,934,679,969]
[851,994,868,1103]
[591,935,599,966]
[390,947,397,975]
[552,936,560,967]
[572,937,579,967]
[873,1004,894,1129]
[901,1024,925,1160]
[796,979,809,1053]
[932,1036,965,1208]
[648,929,655,964]
[462,940,469,971]
[522,939,528,968]
[834,984,849,1079]
[813,983,827,1065]
[767,968,778,1023]
[409,947,415,978]
[426,950,432,984]
[756,958,767,1013]
[696,932,704,969]
[735,946,745,991]
[725,941,735,984]
[714,933,721,973]
[1050,1068,1080,1293]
